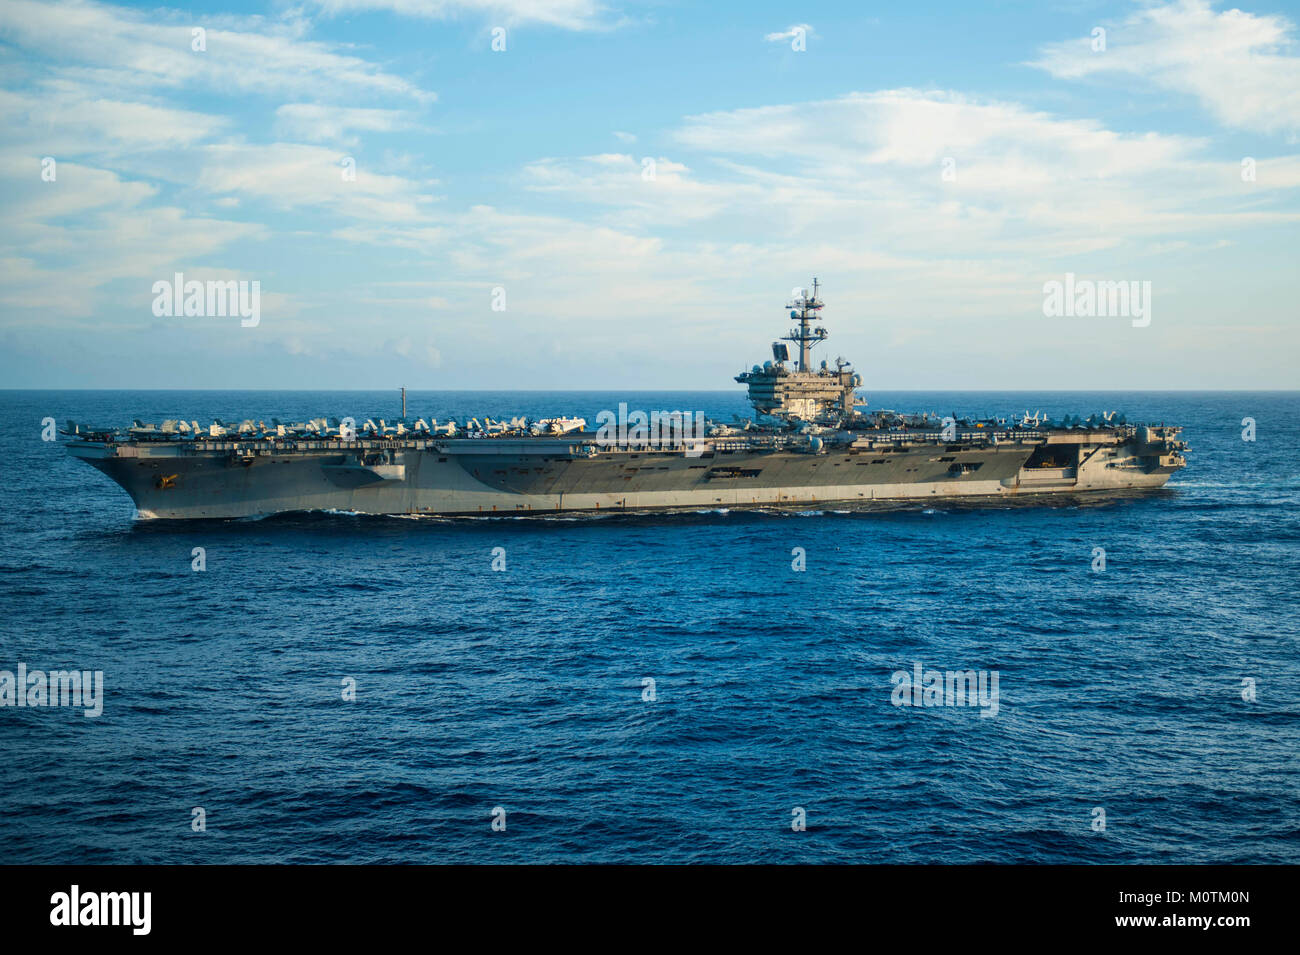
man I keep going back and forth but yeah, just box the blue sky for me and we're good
[1,0,1298,389]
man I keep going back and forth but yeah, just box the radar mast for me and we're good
[784,277,827,372]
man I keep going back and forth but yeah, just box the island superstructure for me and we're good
[65,279,1187,520]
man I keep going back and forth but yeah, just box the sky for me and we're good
[0,0,1298,390]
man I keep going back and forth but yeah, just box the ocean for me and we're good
[1,389,1297,864]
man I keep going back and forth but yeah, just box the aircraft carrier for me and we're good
[65,280,1187,520]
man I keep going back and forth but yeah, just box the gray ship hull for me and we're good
[68,429,1183,520]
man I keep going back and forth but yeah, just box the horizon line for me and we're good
[2,388,1298,394]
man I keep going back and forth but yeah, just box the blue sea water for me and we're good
[0,389,1297,864]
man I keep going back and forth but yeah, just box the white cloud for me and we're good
[195,143,440,222]
[274,104,420,145]
[0,0,434,102]
[496,88,1300,352]
[0,84,230,158]
[330,225,450,250]
[310,0,611,31]
[658,90,1300,250]
[765,23,812,43]
[1031,0,1300,137]
[522,153,751,224]
[0,153,266,319]
[0,0,444,318]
